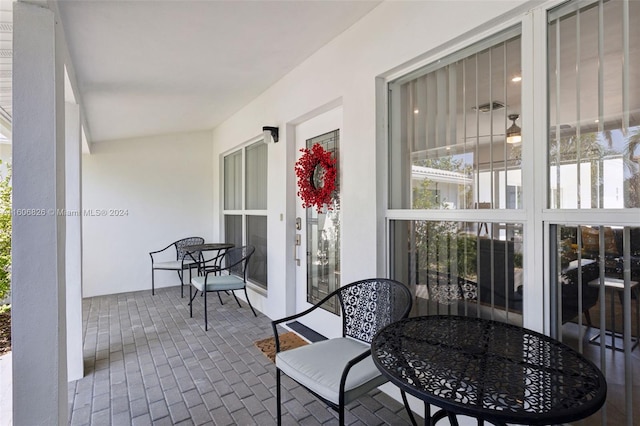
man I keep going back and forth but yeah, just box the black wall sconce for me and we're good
[263,126,279,143]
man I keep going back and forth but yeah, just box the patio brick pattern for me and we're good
[68,287,415,425]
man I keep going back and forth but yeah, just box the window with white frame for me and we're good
[548,0,640,210]
[547,2,639,423]
[388,29,523,212]
[387,1,640,423]
[388,28,525,326]
[223,140,268,289]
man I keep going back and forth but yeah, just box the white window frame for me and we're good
[381,3,640,424]
[221,136,268,294]
[381,0,640,335]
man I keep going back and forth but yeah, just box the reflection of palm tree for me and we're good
[624,128,640,167]
[549,133,606,208]
[549,133,605,162]
[601,129,614,149]
[548,127,640,208]
[624,128,640,207]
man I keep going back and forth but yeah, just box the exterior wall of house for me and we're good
[210,0,528,320]
[82,130,214,297]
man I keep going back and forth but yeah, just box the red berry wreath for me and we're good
[295,143,337,213]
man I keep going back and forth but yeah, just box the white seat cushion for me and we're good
[191,274,245,292]
[275,337,387,405]
[153,259,196,270]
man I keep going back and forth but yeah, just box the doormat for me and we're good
[254,332,308,363]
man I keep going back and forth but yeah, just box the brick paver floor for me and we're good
[68,287,416,425]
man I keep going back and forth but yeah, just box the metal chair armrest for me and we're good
[271,287,343,352]
[200,252,225,267]
[149,243,175,261]
[340,348,372,391]
[272,287,340,328]
[203,266,223,279]
[271,311,319,353]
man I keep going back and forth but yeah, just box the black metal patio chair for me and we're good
[189,245,257,330]
[271,278,413,426]
[149,236,204,297]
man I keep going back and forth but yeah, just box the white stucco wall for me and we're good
[82,131,214,297]
[12,3,68,423]
[210,0,529,321]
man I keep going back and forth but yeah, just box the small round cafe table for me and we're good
[371,315,607,426]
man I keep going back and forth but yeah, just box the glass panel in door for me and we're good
[305,130,340,314]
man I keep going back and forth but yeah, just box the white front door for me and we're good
[293,107,342,338]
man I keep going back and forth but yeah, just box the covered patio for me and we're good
[69,288,413,426]
[4,286,410,426]
[6,0,639,424]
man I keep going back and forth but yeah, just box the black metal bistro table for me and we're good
[183,243,234,295]
[183,242,235,270]
[371,315,607,426]
[183,242,234,257]
[183,242,234,252]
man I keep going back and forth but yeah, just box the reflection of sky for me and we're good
[598,126,639,178]
[411,125,639,179]
[453,152,474,166]
[598,127,640,154]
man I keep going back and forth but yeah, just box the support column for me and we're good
[65,101,83,381]
[12,3,67,424]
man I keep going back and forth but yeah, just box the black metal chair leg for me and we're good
[243,287,257,316]
[276,368,282,426]
[217,291,224,305]
[204,288,208,331]
[181,267,192,299]
[178,270,183,298]
[183,270,188,298]
[189,284,193,317]
[232,291,242,308]
[151,268,155,295]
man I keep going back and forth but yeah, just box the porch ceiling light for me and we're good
[263,126,279,143]
[506,114,521,144]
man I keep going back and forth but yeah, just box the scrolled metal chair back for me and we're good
[176,237,205,261]
[338,278,412,343]
[225,246,255,279]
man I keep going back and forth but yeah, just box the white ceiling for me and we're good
[55,0,381,143]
